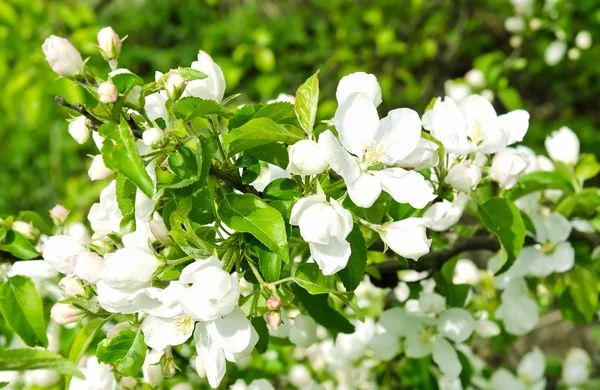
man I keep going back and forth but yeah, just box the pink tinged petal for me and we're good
[142,315,192,350]
[290,194,327,226]
[374,108,422,163]
[194,322,226,389]
[498,110,530,145]
[333,92,380,158]
[433,337,462,379]
[309,237,351,275]
[347,173,382,208]
[205,307,257,354]
[437,308,475,343]
[317,131,361,183]
[371,168,436,209]
[336,72,382,107]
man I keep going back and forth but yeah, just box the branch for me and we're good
[209,165,262,197]
[54,96,102,131]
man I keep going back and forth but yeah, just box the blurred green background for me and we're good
[1,0,599,218]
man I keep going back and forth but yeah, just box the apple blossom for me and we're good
[97,27,121,60]
[490,347,546,390]
[58,275,85,297]
[377,218,432,260]
[143,127,167,148]
[489,147,528,189]
[183,51,226,102]
[545,126,580,165]
[109,68,144,109]
[424,194,469,231]
[545,40,567,66]
[166,71,186,100]
[97,81,118,103]
[50,204,69,223]
[445,160,482,193]
[575,30,592,50]
[99,247,161,291]
[88,155,113,181]
[69,356,117,390]
[290,194,353,275]
[87,180,123,236]
[74,252,105,285]
[289,315,318,349]
[266,297,282,311]
[42,235,88,274]
[11,221,37,240]
[320,74,436,208]
[42,35,84,77]
[495,278,539,335]
[68,116,90,144]
[266,311,283,330]
[562,348,592,387]
[286,140,329,175]
[50,302,85,325]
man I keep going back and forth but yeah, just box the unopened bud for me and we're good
[165,71,185,101]
[97,81,118,103]
[50,204,69,224]
[74,252,105,285]
[50,303,85,325]
[97,27,121,61]
[59,276,86,298]
[11,221,38,241]
[120,377,137,389]
[143,127,167,148]
[266,297,282,311]
[68,116,90,144]
[149,212,171,244]
[42,35,84,78]
[88,155,113,181]
[266,311,282,330]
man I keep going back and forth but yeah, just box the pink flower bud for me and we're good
[266,297,282,311]
[266,311,282,330]
[97,81,118,103]
[58,276,85,298]
[50,204,69,223]
[11,221,38,240]
[41,35,84,77]
[50,303,85,325]
[165,71,185,101]
[120,377,137,389]
[97,27,121,60]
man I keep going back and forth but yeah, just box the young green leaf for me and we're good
[0,276,48,347]
[177,67,207,81]
[294,285,354,334]
[0,230,39,260]
[338,225,367,292]
[96,329,146,377]
[251,316,269,354]
[99,120,154,198]
[293,263,341,294]
[173,97,233,121]
[0,348,83,378]
[223,117,303,156]
[65,317,111,388]
[255,246,281,282]
[508,171,574,200]
[110,73,144,94]
[218,193,289,263]
[254,102,300,126]
[568,267,599,322]
[478,197,525,275]
[295,71,319,133]
[575,154,600,183]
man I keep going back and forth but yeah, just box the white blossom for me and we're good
[495,278,539,336]
[287,140,329,175]
[42,35,84,77]
[42,235,87,274]
[545,126,580,165]
[490,148,528,189]
[68,116,90,144]
[183,51,226,102]
[88,155,113,181]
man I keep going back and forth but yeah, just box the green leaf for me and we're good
[96,329,146,377]
[111,73,144,94]
[293,263,341,294]
[294,285,354,334]
[235,154,261,185]
[251,317,269,354]
[223,117,303,156]
[338,225,367,292]
[170,198,214,258]
[0,276,47,347]
[575,154,600,183]
[0,348,83,378]
[335,293,365,321]
[173,97,233,121]
[295,71,319,133]
[568,267,599,322]
[218,193,289,263]
[497,85,522,111]
[245,143,290,168]
[254,102,300,126]
[255,246,281,282]
[229,104,265,129]
[508,172,574,200]
[115,174,137,233]
[263,178,300,201]
[65,317,111,388]
[177,67,207,81]
[0,230,39,260]
[16,211,52,235]
[478,197,525,275]
[100,120,154,198]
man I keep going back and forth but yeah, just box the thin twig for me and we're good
[209,165,262,197]
[54,96,103,130]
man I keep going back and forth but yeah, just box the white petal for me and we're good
[317,131,361,183]
[545,126,580,165]
[289,194,327,226]
[517,347,546,383]
[347,173,382,208]
[309,237,351,275]
[396,139,440,170]
[551,242,574,273]
[371,168,435,209]
[490,368,527,390]
[194,321,226,388]
[329,198,353,239]
[433,337,462,379]
[205,307,256,354]
[542,212,572,243]
[437,308,475,343]
[379,218,432,261]
[298,203,337,245]
[374,108,422,163]
[336,72,382,107]
[475,319,500,338]
[498,110,530,145]
[369,332,400,361]
[142,315,193,350]
[333,92,379,157]
[404,333,433,358]
[522,247,553,277]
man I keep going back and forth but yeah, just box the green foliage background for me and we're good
[1,0,599,217]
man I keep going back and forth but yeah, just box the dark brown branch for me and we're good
[209,165,262,197]
[54,96,102,131]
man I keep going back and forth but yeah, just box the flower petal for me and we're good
[309,237,351,275]
[318,130,360,183]
[498,110,530,145]
[333,92,379,158]
[374,108,422,163]
[142,315,192,350]
[433,337,462,379]
[290,194,327,226]
[205,307,256,354]
[437,308,475,343]
[194,321,226,389]
[336,72,382,107]
[371,168,435,209]
[347,173,382,208]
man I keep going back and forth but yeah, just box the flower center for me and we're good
[469,120,484,145]
[173,315,195,336]
[359,141,387,172]
[541,241,558,255]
